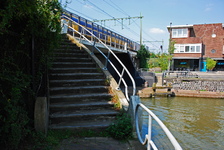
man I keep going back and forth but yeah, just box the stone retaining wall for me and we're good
[169,79,224,92]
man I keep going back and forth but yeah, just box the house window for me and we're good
[172,29,188,38]
[185,46,189,52]
[211,49,216,53]
[174,44,201,53]
[190,46,195,52]
[196,46,200,52]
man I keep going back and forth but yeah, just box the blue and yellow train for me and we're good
[62,9,148,52]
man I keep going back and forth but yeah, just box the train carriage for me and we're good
[62,9,141,52]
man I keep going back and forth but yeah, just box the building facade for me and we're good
[167,23,224,71]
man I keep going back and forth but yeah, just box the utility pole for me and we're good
[168,22,172,72]
[140,12,142,47]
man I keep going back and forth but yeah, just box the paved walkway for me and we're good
[54,137,146,150]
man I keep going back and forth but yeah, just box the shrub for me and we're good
[106,113,133,141]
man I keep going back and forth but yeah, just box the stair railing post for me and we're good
[103,51,110,70]
[91,37,96,55]
[117,68,125,90]
[72,23,75,37]
[79,27,83,43]
[147,115,152,150]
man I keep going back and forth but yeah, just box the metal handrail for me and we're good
[135,103,182,150]
[61,15,136,99]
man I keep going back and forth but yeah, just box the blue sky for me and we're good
[61,0,224,53]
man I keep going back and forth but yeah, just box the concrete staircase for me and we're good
[48,35,119,132]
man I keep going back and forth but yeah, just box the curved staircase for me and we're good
[48,35,119,132]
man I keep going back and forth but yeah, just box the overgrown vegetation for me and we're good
[0,0,62,149]
[106,113,133,141]
[137,45,150,68]
[206,57,217,71]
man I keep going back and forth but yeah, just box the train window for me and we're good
[87,21,92,28]
[93,24,97,31]
[80,18,85,26]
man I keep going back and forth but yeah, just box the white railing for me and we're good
[135,103,182,150]
[61,15,136,100]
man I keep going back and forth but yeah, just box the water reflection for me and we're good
[141,97,224,150]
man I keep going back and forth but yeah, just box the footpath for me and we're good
[54,137,146,150]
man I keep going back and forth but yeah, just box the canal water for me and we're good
[140,97,224,150]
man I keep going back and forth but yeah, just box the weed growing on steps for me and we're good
[105,78,110,86]
[97,67,102,73]
[106,113,133,142]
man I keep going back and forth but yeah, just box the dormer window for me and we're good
[172,28,188,38]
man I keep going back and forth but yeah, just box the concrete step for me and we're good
[50,93,113,103]
[59,43,78,47]
[49,109,118,124]
[49,67,98,73]
[48,34,118,132]
[49,73,104,80]
[50,86,109,95]
[49,79,106,87]
[50,57,92,62]
[49,120,115,132]
[53,49,83,53]
[52,62,96,68]
[49,101,114,113]
[52,52,89,58]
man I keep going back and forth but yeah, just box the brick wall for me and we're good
[171,23,224,59]
[173,53,201,58]
[193,23,224,58]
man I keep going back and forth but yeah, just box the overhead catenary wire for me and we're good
[67,0,162,51]
[84,0,141,40]
[103,0,161,49]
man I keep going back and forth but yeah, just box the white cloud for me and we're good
[205,3,213,11]
[205,7,211,11]
[206,3,213,7]
[149,28,166,34]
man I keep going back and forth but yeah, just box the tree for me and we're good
[158,53,169,71]
[137,45,150,68]
[206,57,217,71]
[168,39,175,71]
[0,0,62,148]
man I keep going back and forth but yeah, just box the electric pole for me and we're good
[140,12,142,47]
[168,22,172,72]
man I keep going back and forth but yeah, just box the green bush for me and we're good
[206,57,217,71]
[106,113,133,141]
